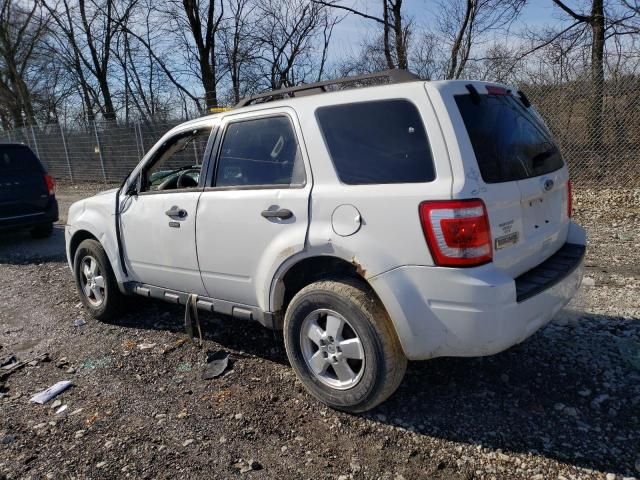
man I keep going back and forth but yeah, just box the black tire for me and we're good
[30,223,53,239]
[73,239,123,320]
[284,278,407,413]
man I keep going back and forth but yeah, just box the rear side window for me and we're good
[455,94,564,183]
[316,100,435,185]
[0,145,42,174]
[215,116,305,187]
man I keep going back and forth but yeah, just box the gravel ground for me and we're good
[0,184,638,480]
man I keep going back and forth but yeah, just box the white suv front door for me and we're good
[120,125,213,294]
[120,191,204,293]
[196,109,311,311]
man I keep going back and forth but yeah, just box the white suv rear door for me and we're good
[430,81,570,278]
[195,107,311,311]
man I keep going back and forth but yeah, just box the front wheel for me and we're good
[73,239,123,320]
[284,279,407,413]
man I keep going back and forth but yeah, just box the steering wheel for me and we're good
[177,169,199,189]
[157,174,178,191]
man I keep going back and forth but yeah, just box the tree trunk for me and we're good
[589,0,605,159]
[391,0,407,69]
[382,1,395,69]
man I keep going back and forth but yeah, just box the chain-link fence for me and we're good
[0,77,638,188]
[0,120,186,183]
[526,76,640,188]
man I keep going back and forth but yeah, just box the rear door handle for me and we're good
[261,208,293,220]
[165,206,187,218]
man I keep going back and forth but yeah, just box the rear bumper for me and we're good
[370,222,586,360]
[0,197,58,232]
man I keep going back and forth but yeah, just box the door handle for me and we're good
[261,208,293,220]
[165,206,187,218]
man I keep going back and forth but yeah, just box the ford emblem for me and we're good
[543,179,554,192]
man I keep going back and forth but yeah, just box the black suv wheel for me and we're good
[284,278,407,413]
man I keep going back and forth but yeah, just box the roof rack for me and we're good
[235,69,420,108]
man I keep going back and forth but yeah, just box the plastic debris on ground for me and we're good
[162,338,187,355]
[1,354,17,368]
[73,318,87,328]
[30,380,73,404]
[202,350,230,380]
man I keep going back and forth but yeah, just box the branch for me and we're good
[310,0,389,26]
[514,20,584,62]
[551,0,590,22]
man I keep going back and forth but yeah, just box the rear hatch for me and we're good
[447,83,570,277]
[0,144,50,220]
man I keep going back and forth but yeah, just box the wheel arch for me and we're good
[68,229,100,266]
[269,254,374,317]
[68,227,127,291]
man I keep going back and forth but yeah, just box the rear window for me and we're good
[316,99,435,185]
[0,145,43,174]
[455,94,564,183]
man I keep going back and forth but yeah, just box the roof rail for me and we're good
[235,69,420,108]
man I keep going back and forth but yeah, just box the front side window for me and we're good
[455,93,564,183]
[141,127,211,192]
[214,116,305,187]
[316,99,435,185]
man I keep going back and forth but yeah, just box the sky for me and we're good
[327,0,567,62]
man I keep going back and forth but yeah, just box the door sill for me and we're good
[123,282,279,329]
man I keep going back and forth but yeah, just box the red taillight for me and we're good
[567,179,572,218]
[44,174,55,196]
[419,199,493,267]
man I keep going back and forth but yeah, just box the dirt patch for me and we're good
[0,185,638,479]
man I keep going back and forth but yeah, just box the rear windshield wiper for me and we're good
[531,148,558,168]
[465,84,482,105]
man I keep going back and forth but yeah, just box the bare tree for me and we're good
[220,0,259,103]
[255,0,336,89]
[111,7,204,114]
[434,0,525,80]
[0,0,48,127]
[42,0,136,122]
[312,0,409,70]
[541,0,638,156]
[166,0,225,110]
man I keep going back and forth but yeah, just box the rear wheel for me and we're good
[73,239,123,320]
[30,223,53,239]
[284,279,407,413]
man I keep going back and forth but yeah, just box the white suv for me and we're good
[65,70,586,412]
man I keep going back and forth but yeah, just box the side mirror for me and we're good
[125,176,139,196]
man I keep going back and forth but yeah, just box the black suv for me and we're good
[0,143,58,238]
